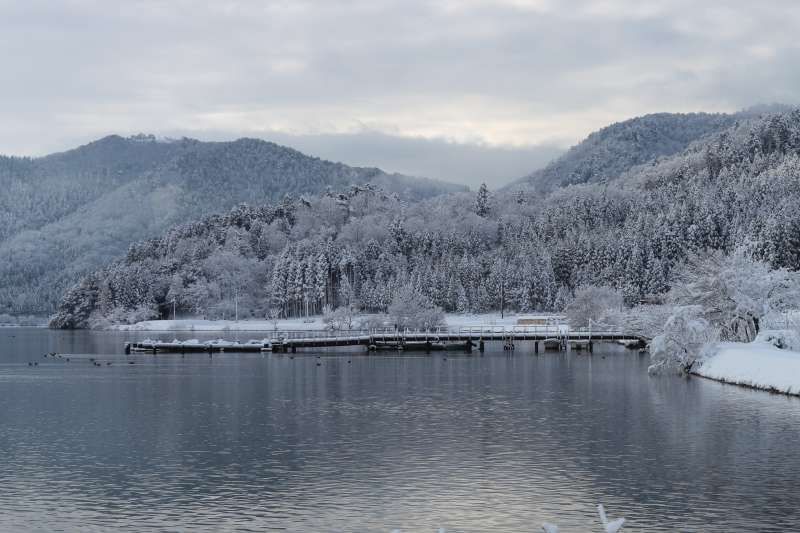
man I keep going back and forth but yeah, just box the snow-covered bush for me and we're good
[564,285,624,329]
[648,306,718,374]
[322,305,355,331]
[755,330,800,351]
[388,287,445,331]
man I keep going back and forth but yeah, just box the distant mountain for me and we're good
[0,135,463,315]
[508,112,739,192]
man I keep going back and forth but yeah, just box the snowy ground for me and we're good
[112,312,547,332]
[695,341,800,396]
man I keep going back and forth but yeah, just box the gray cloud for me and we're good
[0,0,797,184]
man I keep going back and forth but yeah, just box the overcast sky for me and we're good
[1,0,797,187]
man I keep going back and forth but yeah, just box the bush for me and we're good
[323,305,355,331]
[564,285,624,329]
[388,287,444,331]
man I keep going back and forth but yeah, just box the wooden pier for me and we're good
[125,326,647,355]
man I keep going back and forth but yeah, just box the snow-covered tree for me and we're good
[670,248,800,342]
[475,183,490,217]
[564,285,624,329]
[648,305,718,374]
[323,304,355,331]
[388,286,444,331]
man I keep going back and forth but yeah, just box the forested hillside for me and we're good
[509,112,737,192]
[51,109,800,329]
[0,135,462,315]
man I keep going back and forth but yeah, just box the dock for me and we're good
[125,326,647,354]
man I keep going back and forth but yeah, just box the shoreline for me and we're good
[693,340,800,397]
[691,372,800,398]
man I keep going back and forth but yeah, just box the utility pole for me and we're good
[234,287,239,322]
[500,276,505,319]
[172,299,176,321]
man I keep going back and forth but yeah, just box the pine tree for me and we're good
[475,183,490,217]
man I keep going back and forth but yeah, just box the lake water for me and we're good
[1,328,799,532]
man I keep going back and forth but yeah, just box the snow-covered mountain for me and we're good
[50,108,800,329]
[0,135,464,315]
[508,112,737,192]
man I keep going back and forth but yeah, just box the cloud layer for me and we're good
[0,0,797,184]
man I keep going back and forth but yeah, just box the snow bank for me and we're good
[694,341,800,396]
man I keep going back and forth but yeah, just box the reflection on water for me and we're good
[1,328,799,531]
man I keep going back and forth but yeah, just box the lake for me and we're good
[1,327,799,531]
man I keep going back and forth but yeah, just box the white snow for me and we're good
[138,338,270,348]
[112,312,563,332]
[695,341,800,395]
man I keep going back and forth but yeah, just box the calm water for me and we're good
[1,328,799,532]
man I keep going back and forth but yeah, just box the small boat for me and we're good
[543,338,562,350]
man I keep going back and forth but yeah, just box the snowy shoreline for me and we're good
[110,313,532,332]
[693,340,800,397]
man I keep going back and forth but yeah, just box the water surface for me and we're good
[1,328,799,531]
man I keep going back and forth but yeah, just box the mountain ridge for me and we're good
[0,134,464,315]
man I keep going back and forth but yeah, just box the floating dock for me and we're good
[125,327,648,354]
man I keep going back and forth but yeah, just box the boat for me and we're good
[543,338,562,350]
